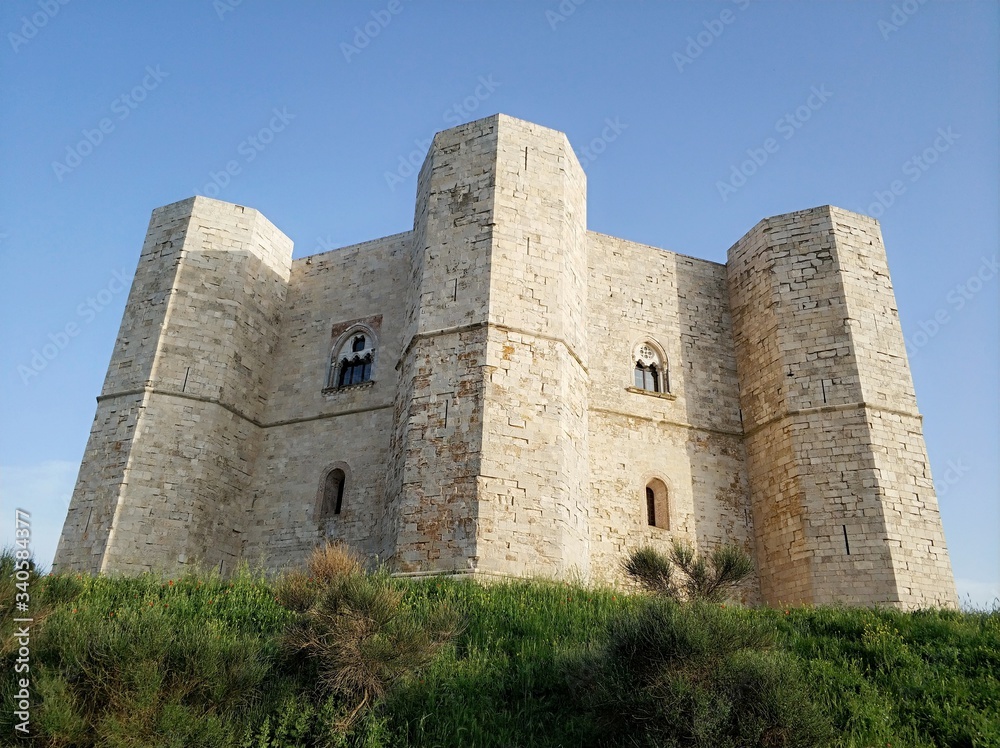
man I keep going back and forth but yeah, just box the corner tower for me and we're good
[54,197,292,574]
[387,114,590,578]
[727,206,957,608]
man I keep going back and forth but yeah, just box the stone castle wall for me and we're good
[54,115,957,608]
[477,117,591,579]
[386,118,498,574]
[55,198,291,573]
[584,232,755,591]
[245,231,412,568]
[727,206,956,606]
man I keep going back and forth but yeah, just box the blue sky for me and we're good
[1,1,996,607]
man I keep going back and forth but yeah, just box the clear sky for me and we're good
[1,1,996,607]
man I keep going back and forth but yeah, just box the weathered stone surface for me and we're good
[54,197,291,574]
[54,115,957,609]
[727,206,957,608]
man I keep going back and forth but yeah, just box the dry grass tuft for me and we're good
[307,542,363,585]
[280,542,462,732]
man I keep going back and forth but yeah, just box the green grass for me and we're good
[770,605,1000,748]
[2,553,997,747]
[385,578,641,747]
[2,564,295,747]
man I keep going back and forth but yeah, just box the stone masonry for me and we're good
[54,114,958,608]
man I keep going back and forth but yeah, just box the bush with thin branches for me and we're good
[623,540,754,602]
[281,543,462,733]
[587,599,832,747]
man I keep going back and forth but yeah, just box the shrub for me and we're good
[8,546,994,747]
[623,541,754,602]
[621,546,674,596]
[589,600,832,747]
[282,546,462,733]
[273,571,320,614]
[273,543,363,615]
[307,542,364,585]
[1,548,53,659]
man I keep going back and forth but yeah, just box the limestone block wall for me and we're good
[386,118,498,573]
[584,232,756,593]
[243,232,411,568]
[55,200,191,572]
[728,205,956,608]
[729,207,891,605]
[830,211,956,607]
[55,197,292,574]
[477,116,590,579]
[53,394,144,572]
[55,115,957,609]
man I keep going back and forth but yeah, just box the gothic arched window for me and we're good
[329,331,376,389]
[634,342,669,393]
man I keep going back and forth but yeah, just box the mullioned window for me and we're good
[328,330,376,389]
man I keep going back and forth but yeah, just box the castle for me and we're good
[54,114,958,608]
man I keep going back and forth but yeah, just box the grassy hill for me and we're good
[2,550,997,747]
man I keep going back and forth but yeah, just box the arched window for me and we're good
[634,342,669,393]
[328,330,376,389]
[321,468,346,518]
[645,478,669,529]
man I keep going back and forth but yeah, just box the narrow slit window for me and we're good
[646,487,656,527]
[322,469,346,518]
[334,475,345,515]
